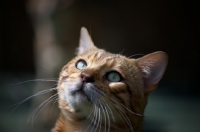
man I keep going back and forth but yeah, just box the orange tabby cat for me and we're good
[52,27,168,132]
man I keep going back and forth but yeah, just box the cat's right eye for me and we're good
[76,60,87,70]
[106,71,122,82]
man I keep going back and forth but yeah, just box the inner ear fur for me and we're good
[136,51,168,93]
[77,27,97,55]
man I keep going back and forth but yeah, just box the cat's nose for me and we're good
[81,70,94,82]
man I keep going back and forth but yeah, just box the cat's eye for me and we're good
[76,60,87,70]
[106,71,122,82]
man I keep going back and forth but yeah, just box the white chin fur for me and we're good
[60,78,92,113]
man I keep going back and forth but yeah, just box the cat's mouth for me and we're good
[70,82,97,103]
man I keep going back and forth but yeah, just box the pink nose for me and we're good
[81,71,94,82]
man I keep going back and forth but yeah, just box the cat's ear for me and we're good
[136,51,168,93]
[77,27,96,55]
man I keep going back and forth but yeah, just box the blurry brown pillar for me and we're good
[26,0,69,131]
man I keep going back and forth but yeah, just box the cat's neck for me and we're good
[52,112,144,132]
[52,113,76,132]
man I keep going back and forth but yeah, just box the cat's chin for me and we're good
[71,83,92,101]
[59,77,103,115]
[62,81,99,110]
[69,81,99,101]
[70,90,91,106]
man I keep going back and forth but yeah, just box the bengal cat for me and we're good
[52,27,168,132]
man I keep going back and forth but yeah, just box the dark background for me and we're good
[0,0,199,132]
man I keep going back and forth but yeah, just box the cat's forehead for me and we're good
[79,49,128,66]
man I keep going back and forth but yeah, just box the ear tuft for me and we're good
[136,51,168,93]
[77,27,96,55]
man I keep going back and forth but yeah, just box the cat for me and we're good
[52,27,168,132]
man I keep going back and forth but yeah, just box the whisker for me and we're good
[119,48,126,55]
[27,92,60,124]
[98,105,102,132]
[86,107,95,120]
[103,101,110,132]
[39,67,53,73]
[103,100,115,122]
[93,104,100,132]
[89,105,98,132]
[111,98,143,116]
[84,106,95,132]
[112,106,128,130]
[109,98,135,132]
[96,90,134,131]
[115,104,134,132]
[4,78,59,86]
[32,94,58,123]
[97,101,103,132]
[93,105,99,132]
[9,87,57,108]
[30,94,58,124]
[8,87,57,116]
[103,96,138,132]
[104,99,119,131]
[100,103,107,132]
[49,96,59,116]
[127,54,145,59]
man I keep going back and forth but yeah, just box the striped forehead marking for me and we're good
[87,51,115,64]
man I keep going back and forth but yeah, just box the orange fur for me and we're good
[52,27,168,132]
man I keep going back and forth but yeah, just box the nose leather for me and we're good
[81,70,94,82]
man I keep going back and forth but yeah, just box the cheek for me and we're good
[58,77,82,97]
[109,83,127,93]
[67,72,81,79]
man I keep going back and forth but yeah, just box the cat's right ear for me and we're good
[136,51,168,94]
[77,27,96,55]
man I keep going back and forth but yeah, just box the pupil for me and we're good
[112,74,115,79]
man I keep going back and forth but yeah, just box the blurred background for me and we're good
[0,0,199,132]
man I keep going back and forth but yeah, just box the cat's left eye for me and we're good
[106,71,122,82]
[76,60,87,70]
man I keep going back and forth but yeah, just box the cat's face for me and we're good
[56,27,168,131]
[58,48,143,112]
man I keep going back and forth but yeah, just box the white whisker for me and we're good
[99,103,107,132]
[8,87,57,117]
[84,106,95,132]
[93,104,100,132]
[104,102,110,132]
[98,105,102,132]
[27,92,60,124]
[111,98,143,116]
[116,104,134,132]
[110,98,134,132]
[89,105,98,132]
[103,100,115,122]
[119,48,126,55]
[5,78,59,86]
[128,54,145,59]
[32,94,58,123]
[50,96,59,116]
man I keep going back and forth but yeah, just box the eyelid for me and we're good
[76,59,86,64]
[76,59,87,64]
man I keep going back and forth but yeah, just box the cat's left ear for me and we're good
[136,51,168,93]
[77,27,97,55]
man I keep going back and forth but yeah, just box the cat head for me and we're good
[57,27,168,130]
